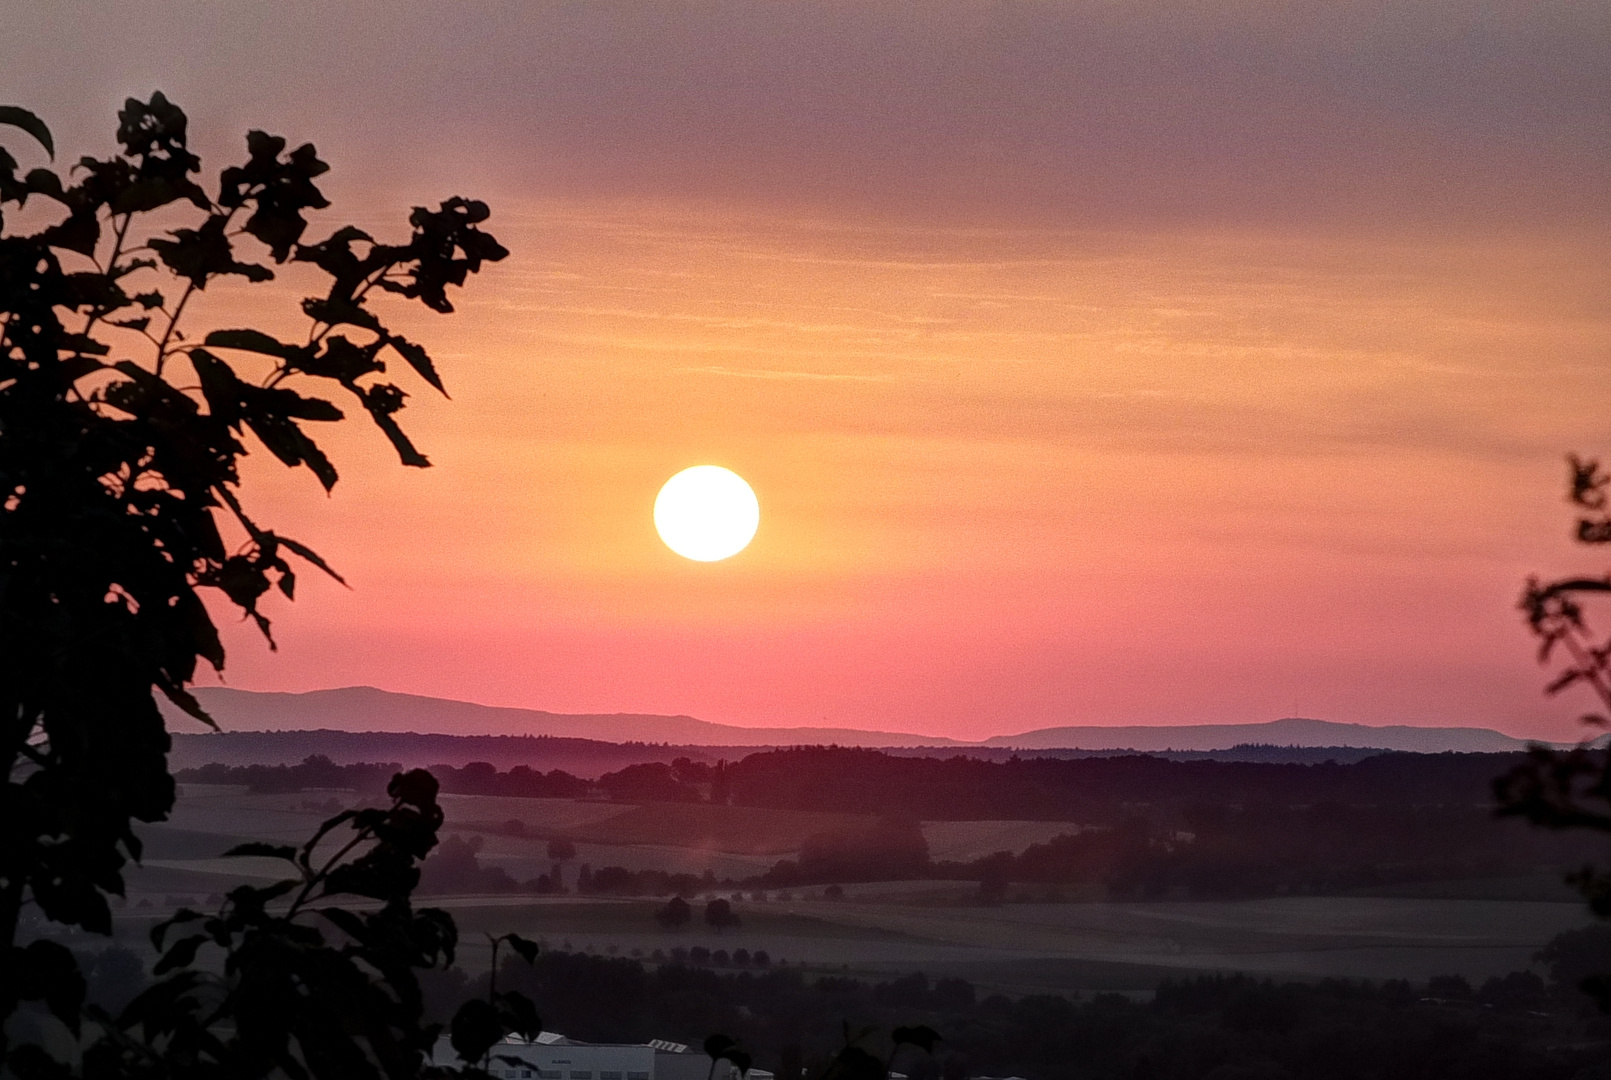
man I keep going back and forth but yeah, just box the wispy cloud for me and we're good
[676,365,900,383]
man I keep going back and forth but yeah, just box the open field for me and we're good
[556,802,870,853]
[921,820,1082,861]
[107,786,1596,995]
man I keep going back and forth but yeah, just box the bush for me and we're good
[706,897,742,932]
[656,896,693,930]
[1538,924,1611,993]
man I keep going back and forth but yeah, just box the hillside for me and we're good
[168,686,1544,755]
[989,717,1532,753]
[173,686,959,747]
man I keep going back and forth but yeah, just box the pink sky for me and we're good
[7,3,1610,741]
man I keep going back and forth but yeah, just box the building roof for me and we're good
[502,1033,573,1046]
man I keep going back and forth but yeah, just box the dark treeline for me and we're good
[179,748,1604,898]
[74,936,1611,1079]
[403,947,1610,1080]
[179,746,1526,812]
[177,756,590,798]
[63,922,1611,1080]
[415,834,717,898]
[166,728,724,773]
[935,807,1575,899]
[720,748,1527,819]
[177,756,404,794]
[750,807,1585,897]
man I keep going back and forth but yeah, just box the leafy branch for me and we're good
[0,94,509,1075]
[701,1024,941,1080]
[1498,453,1611,1008]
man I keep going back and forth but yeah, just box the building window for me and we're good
[599,1071,622,1079]
[628,1072,650,1078]
[571,1071,593,1078]
[540,1071,563,1078]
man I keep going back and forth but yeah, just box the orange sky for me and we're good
[177,206,1610,740]
[7,2,1611,739]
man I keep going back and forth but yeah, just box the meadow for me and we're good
[104,785,1593,997]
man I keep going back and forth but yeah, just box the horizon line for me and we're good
[188,684,1545,743]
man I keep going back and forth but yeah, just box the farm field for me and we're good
[557,802,869,853]
[920,820,1083,862]
[101,786,1594,995]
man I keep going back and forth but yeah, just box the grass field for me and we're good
[437,795,637,834]
[920,821,1083,861]
[555,802,872,854]
[110,786,1595,994]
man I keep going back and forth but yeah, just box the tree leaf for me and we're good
[0,105,54,159]
[154,678,219,730]
[451,998,503,1063]
[891,1026,941,1054]
[151,909,205,951]
[705,1035,738,1059]
[271,532,348,586]
[388,768,439,808]
[387,334,446,395]
[204,327,299,359]
[494,990,542,1041]
[16,940,84,1035]
[505,933,539,965]
[153,933,209,976]
[222,842,298,861]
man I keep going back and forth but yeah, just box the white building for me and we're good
[432,1032,771,1080]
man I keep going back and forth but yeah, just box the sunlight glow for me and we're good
[653,466,760,562]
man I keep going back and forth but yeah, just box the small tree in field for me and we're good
[546,837,577,862]
[655,895,693,931]
[704,897,740,933]
[0,96,543,1077]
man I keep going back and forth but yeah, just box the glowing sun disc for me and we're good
[654,466,760,562]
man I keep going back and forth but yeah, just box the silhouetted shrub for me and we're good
[706,898,741,932]
[656,896,693,930]
[418,833,520,894]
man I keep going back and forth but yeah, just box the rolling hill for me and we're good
[166,686,1544,756]
[175,686,961,747]
[988,717,1532,753]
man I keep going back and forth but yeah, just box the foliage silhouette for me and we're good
[703,1033,753,1080]
[481,948,1601,1080]
[83,769,456,1078]
[655,896,693,931]
[0,96,532,1076]
[701,1023,938,1080]
[1498,454,1611,1009]
[703,899,740,934]
[450,933,543,1070]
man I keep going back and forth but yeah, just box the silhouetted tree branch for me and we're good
[1497,454,1611,1008]
[0,95,533,1076]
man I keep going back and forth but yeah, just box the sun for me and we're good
[654,466,760,562]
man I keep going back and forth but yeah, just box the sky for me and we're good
[5,1,1611,740]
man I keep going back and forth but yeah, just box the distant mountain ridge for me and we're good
[171,686,1543,754]
[177,686,965,748]
[984,717,1531,753]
